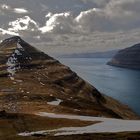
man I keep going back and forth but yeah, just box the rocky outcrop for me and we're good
[107,43,140,70]
[0,36,138,119]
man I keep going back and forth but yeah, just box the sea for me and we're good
[58,57,140,115]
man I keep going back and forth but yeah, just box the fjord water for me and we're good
[59,57,140,115]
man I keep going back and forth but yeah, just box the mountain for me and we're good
[107,43,140,70]
[59,50,118,58]
[0,36,139,139]
[0,36,138,119]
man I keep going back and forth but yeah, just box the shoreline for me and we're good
[103,94,139,120]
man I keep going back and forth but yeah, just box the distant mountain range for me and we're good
[107,43,140,70]
[59,50,118,58]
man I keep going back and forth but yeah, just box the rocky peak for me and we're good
[0,36,51,60]
[0,36,52,77]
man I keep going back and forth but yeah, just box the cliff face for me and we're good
[0,36,138,119]
[107,44,140,70]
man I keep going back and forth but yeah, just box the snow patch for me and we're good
[36,112,112,121]
[47,99,62,106]
[18,130,46,137]
[6,43,24,80]
[18,112,140,136]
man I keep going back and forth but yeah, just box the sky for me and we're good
[0,0,140,55]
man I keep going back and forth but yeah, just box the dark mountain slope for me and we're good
[107,43,140,70]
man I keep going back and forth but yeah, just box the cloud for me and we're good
[105,0,140,19]
[75,8,107,32]
[81,0,110,7]
[39,9,108,34]
[38,0,140,34]
[75,0,140,32]
[106,0,140,29]
[13,8,28,14]
[33,29,140,55]
[8,16,38,32]
[0,28,19,36]
[1,0,140,36]
[40,12,75,33]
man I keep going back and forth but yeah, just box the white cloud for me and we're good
[0,28,19,36]
[40,12,75,33]
[75,8,106,32]
[38,0,140,34]
[8,16,38,32]
[45,12,53,19]
[14,8,28,14]
[1,0,140,38]
[75,0,140,32]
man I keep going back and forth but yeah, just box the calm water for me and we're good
[58,57,140,115]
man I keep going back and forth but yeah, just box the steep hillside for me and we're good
[107,43,140,70]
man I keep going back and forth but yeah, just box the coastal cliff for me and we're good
[107,43,140,70]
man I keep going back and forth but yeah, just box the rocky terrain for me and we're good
[0,36,139,139]
[107,43,140,70]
